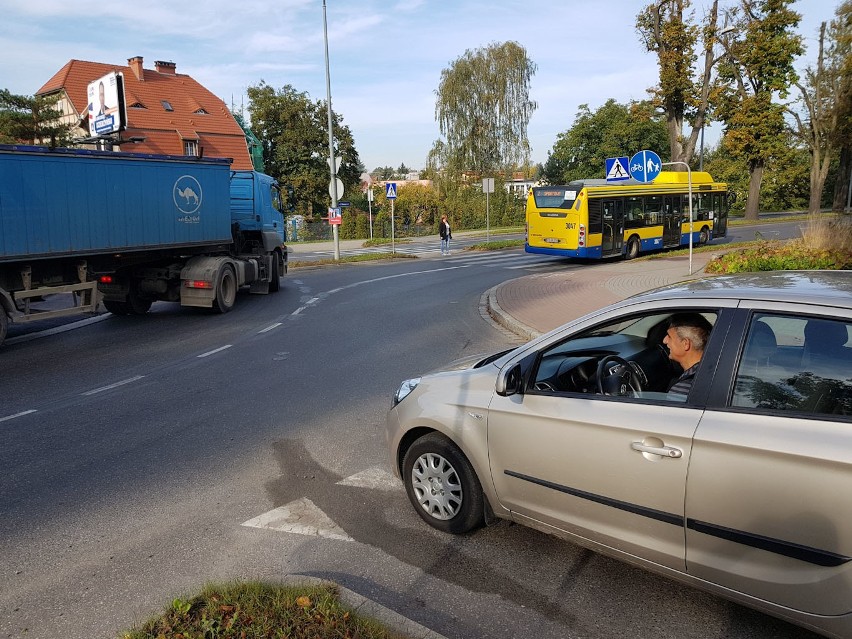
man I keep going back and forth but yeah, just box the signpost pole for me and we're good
[367,188,374,239]
[322,0,340,261]
[663,161,693,274]
[391,199,395,255]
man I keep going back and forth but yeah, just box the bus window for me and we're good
[625,196,644,229]
[645,195,662,226]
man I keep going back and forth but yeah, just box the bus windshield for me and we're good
[532,187,577,210]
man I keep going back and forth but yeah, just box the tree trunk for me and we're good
[668,114,684,166]
[744,159,764,220]
[808,147,833,214]
[833,146,851,213]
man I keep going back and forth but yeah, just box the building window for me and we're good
[184,140,198,156]
[161,100,174,112]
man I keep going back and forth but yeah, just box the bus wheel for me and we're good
[626,236,641,260]
[699,227,710,244]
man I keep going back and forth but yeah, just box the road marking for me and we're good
[336,467,402,492]
[258,322,283,333]
[0,409,37,423]
[197,345,232,358]
[242,498,353,541]
[82,375,145,396]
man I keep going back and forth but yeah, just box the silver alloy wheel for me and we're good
[411,452,463,520]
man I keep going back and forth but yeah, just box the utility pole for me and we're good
[322,0,340,260]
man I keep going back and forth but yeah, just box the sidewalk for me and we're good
[486,251,719,340]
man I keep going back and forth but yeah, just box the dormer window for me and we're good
[194,108,208,115]
[130,102,146,109]
[161,100,174,112]
[184,140,198,156]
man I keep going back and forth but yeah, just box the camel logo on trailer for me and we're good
[174,175,202,222]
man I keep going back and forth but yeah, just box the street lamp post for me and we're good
[322,0,340,260]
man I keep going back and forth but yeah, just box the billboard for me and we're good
[87,71,126,136]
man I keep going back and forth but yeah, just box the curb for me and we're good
[283,576,449,639]
[483,283,542,341]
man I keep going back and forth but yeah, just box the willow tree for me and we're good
[715,0,803,220]
[434,41,537,177]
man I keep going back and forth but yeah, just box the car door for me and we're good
[686,306,852,615]
[487,303,731,572]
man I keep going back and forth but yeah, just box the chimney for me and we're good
[128,56,144,81]
[155,60,176,75]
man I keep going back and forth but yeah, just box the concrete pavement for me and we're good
[485,251,719,340]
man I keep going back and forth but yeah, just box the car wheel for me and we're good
[402,433,485,534]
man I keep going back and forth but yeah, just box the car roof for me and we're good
[631,270,852,309]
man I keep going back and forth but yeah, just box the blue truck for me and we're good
[0,145,288,347]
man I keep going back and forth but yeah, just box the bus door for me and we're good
[713,193,729,237]
[662,196,682,247]
[601,199,624,256]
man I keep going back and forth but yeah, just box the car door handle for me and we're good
[631,442,682,458]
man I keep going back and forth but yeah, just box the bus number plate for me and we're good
[544,237,561,244]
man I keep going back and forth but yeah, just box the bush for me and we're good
[705,239,852,274]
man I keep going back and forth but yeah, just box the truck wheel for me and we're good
[213,265,236,313]
[127,285,152,315]
[103,300,129,315]
[269,253,281,293]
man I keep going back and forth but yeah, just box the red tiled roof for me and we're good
[37,58,252,170]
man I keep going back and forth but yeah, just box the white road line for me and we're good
[258,322,282,333]
[0,409,37,423]
[82,375,145,396]
[197,345,232,358]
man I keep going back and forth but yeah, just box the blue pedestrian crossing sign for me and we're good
[605,157,630,182]
[629,150,662,183]
[385,182,398,199]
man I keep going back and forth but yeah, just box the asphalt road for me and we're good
[0,242,819,639]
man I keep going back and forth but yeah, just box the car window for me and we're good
[732,314,852,417]
[530,310,718,402]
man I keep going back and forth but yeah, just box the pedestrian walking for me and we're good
[439,215,452,255]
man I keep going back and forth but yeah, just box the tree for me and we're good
[0,89,72,146]
[715,0,803,220]
[246,81,361,217]
[790,12,848,214]
[540,99,668,184]
[637,0,723,166]
[434,41,537,176]
[828,1,852,212]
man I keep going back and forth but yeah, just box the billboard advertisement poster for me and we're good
[87,72,126,136]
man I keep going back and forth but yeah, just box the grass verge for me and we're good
[121,581,410,639]
[290,252,417,268]
[465,239,526,251]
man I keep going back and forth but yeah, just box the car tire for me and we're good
[402,432,485,534]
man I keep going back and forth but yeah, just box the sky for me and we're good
[0,0,840,173]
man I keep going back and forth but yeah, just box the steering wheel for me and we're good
[596,355,644,396]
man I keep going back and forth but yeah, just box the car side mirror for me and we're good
[496,363,523,397]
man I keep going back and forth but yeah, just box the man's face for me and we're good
[664,327,689,366]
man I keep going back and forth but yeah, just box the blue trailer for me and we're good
[0,145,288,346]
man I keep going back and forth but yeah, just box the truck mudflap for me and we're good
[180,256,233,309]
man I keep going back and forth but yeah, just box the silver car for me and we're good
[387,271,852,638]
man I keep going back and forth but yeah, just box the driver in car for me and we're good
[663,313,713,398]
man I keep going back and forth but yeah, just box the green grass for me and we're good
[465,239,526,251]
[290,252,417,268]
[121,581,410,639]
[641,240,762,259]
[362,238,412,247]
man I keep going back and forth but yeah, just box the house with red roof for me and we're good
[36,56,255,170]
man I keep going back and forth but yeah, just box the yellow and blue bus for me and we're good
[525,171,729,260]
